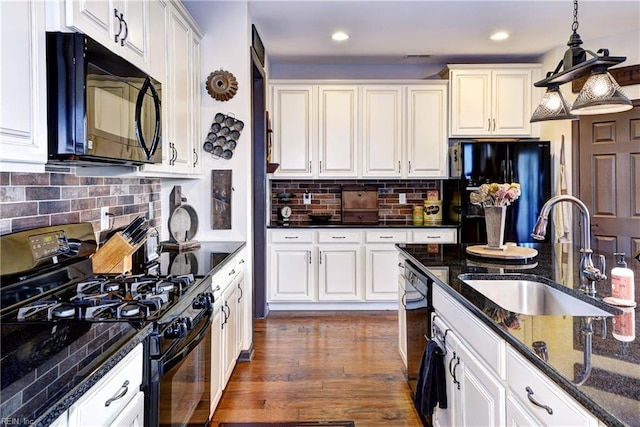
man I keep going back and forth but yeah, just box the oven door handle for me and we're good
[161,308,213,374]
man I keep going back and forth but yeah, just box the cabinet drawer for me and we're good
[412,228,457,243]
[433,285,505,378]
[317,230,361,243]
[364,230,407,243]
[270,230,314,243]
[68,343,143,427]
[506,347,597,426]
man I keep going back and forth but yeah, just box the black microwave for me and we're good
[46,32,162,166]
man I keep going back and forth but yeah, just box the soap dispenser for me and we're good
[608,253,636,307]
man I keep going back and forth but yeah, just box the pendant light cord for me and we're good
[572,0,579,34]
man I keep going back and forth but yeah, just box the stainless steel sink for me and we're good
[458,274,620,317]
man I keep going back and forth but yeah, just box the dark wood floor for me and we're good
[210,311,423,427]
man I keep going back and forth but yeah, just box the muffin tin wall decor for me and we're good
[203,113,244,159]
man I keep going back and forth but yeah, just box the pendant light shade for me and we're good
[529,0,630,122]
[570,70,633,115]
[530,85,577,123]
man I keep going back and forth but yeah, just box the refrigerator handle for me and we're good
[508,160,513,182]
[500,160,507,182]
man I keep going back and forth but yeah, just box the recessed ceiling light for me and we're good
[331,31,350,41]
[490,31,510,41]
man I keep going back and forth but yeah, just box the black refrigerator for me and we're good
[454,141,552,244]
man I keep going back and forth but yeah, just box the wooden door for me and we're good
[577,101,640,256]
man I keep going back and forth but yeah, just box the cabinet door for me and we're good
[318,86,359,177]
[432,329,459,427]
[165,5,191,173]
[318,245,361,301]
[407,85,448,178]
[492,69,532,136]
[269,246,315,301]
[108,391,144,427]
[210,301,224,413]
[455,335,506,427]
[117,0,147,71]
[361,86,402,177]
[449,70,492,136]
[506,394,542,427]
[66,0,114,51]
[190,31,201,174]
[222,282,238,384]
[365,245,401,301]
[271,85,314,177]
[0,0,47,171]
[398,263,407,368]
[147,0,167,83]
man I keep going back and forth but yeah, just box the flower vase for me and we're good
[484,205,507,250]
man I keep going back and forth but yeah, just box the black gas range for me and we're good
[0,223,241,426]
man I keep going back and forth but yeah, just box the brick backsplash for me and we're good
[271,179,454,225]
[0,166,161,237]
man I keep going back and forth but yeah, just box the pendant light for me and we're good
[530,0,632,123]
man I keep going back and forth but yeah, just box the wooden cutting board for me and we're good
[466,243,538,260]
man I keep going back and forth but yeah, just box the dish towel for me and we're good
[413,340,447,416]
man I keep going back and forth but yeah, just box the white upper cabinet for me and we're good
[0,0,48,172]
[271,85,315,177]
[361,86,403,177]
[318,86,359,178]
[270,81,448,179]
[447,65,539,137]
[270,84,359,178]
[138,1,202,177]
[406,84,448,178]
[65,0,149,73]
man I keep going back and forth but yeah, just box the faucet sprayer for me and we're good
[531,195,606,296]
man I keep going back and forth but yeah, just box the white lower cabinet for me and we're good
[506,347,597,426]
[268,228,457,307]
[68,343,144,427]
[398,260,407,368]
[365,230,409,300]
[318,244,362,301]
[221,279,239,384]
[431,284,598,427]
[432,315,505,427]
[210,296,224,415]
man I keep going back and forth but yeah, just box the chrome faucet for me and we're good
[531,195,606,296]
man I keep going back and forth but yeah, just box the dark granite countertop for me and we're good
[397,242,639,427]
[28,242,246,426]
[268,221,460,229]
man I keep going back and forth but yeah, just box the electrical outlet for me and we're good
[100,207,110,230]
[399,193,407,204]
[303,193,311,204]
[148,202,154,219]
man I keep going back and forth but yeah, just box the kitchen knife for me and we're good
[122,216,144,238]
[130,228,148,245]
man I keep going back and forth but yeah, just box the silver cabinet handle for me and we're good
[284,236,298,239]
[398,262,404,269]
[379,236,393,239]
[239,259,245,264]
[113,9,123,44]
[492,118,496,132]
[526,386,553,415]
[319,251,322,264]
[426,236,441,239]
[105,380,129,407]
[488,118,491,131]
[308,250,311,264]
[398,161,401,173]
[409,160,412,173]
[228,269,236,276]
[320,160,322,173]
[309,160,312,172]
[237,282,243,302]
[331,236,346,239]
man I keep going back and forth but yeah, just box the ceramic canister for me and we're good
[423,200,442,223]
[413,206,424,225]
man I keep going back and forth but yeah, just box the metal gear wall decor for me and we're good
[206,69,238,101]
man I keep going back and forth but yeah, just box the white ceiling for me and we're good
[184,0,639,67]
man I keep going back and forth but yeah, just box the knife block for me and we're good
[92,233,144,274]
